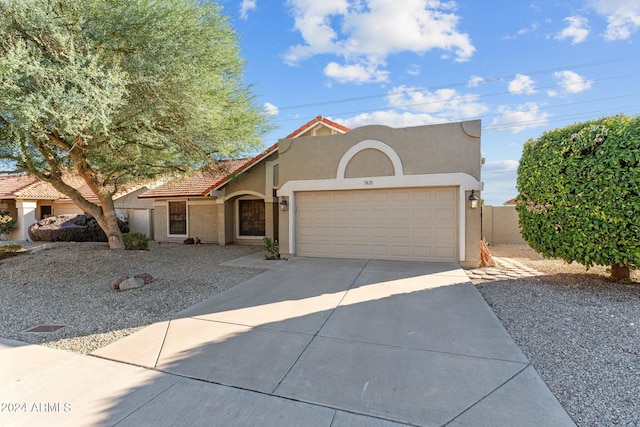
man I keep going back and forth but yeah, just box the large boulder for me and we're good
[28,214,129,242]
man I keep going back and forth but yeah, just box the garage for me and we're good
[295,187,458,262]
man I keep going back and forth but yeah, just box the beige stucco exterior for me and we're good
[149,151,280,245]
[277,120,483,267]
[482,205,526,245]
[142,119,483,266]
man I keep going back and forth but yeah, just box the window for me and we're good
[239,200,265,236]
[40,205,52,220]
[168,201,187,235]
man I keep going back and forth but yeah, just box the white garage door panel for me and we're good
[296,187,458,262]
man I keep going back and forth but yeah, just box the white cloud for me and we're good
[487,102,551,133]
[589,0,640,40]
[263,102,279,116]
[324,62,390,84]
[508,74,537,95]
[406,64,421,76]
[283,0,475,83]
[503,21,540,40]
[240,0,257,20]
[337,110,442,129]
[468,75,484,87]
[483,159,520,174]
[555,16,590,44]
[387,86,489,119]
[553,70,593,93]
[335,84,488,129]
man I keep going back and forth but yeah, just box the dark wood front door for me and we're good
[239,200,265,236]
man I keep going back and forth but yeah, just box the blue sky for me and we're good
[226,0,640,205]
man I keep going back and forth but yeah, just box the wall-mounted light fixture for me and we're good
[468,190,479,209]
[279,196,288,211]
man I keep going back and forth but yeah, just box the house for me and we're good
[140,116,350,245]
[3,116,484,266]
[0,175,154,240]
[143,117,483,266]
[276,120,483,267]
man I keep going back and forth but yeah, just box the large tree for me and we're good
[0,0,269,248]
[517,114,640,281]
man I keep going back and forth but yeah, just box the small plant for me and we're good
[263,237,279,260]
[122,232,150,250]
[0,211,16,237]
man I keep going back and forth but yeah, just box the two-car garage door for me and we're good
[296,187,458,262]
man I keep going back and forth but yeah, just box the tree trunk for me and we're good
[611,264,630,281]
[98,198,125,250]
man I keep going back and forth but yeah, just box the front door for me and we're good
[239,200,265,236]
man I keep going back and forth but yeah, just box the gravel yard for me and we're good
[0,241,265,354]
[1,241,639,426]
[478,244,640,427]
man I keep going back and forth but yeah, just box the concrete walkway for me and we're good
[1,257,575,426]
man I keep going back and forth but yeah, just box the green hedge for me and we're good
[517,114,640,272]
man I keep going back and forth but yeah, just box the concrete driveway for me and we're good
[1,257,574,426]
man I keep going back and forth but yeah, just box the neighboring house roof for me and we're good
[0,174,146,202]
[140,116,351,199]
[285,115,350,139]
[504,198,517,205]
[0,175,39,199]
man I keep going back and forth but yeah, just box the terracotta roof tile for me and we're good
[138,159,248,199]
[1,174,148,201]
[285,115,350,139]
[0,175,39,198]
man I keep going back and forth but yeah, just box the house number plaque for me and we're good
[364,180,374,186]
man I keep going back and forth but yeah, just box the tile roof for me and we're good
[285,115,351,139]
[0,175,40,198]
[1,174,147,201]
[138,159,248,199]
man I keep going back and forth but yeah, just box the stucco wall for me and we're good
[482,205,526,244]
[114,188,154,210]
[188,202,218,243]
[52,202,83,216]
[225,159,268,197]
[154,204,168,241]
[278,121,481,183]
[277,120,483,266]
[345,148,395,178]
[153,199,218,243]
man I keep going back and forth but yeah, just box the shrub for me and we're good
[263,237,279,260]
[0,210,16,235]
[28,214,129,242]
[517,114,640,281]
[122,232,150,251]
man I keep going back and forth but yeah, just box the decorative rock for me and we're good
[111,276,128,291]
[134,273,154,285]
[118,277,144,291]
